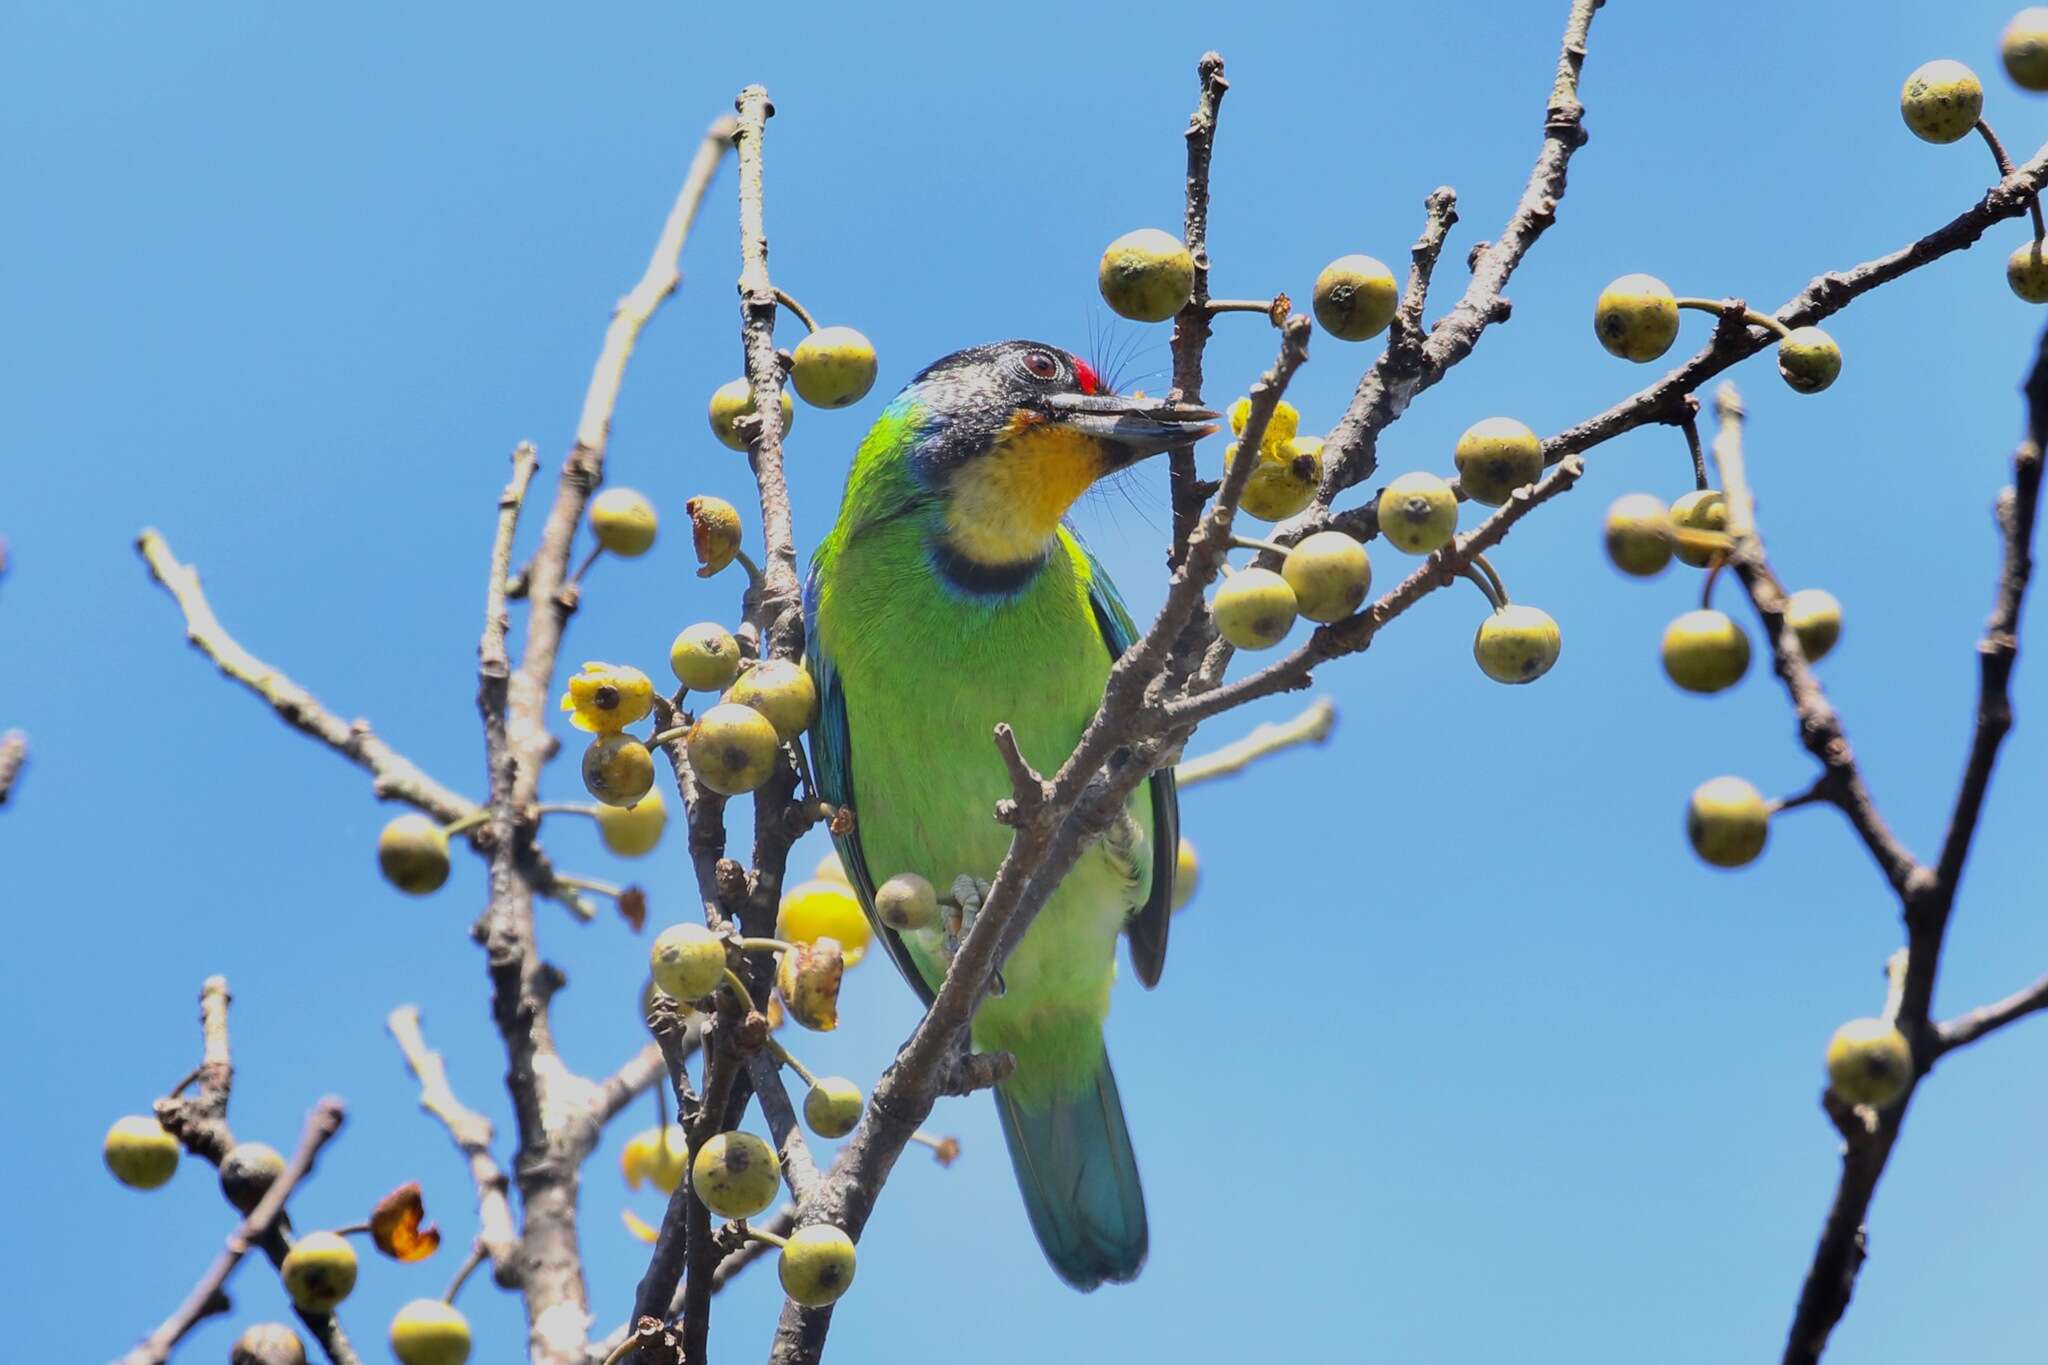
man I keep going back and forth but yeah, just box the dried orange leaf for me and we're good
[369,1181,442,1262]
[618,886,648,933]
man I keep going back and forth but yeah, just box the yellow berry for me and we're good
[1282,530,1371,623]
[1171,837,1199,912]
[776,879,872,967]
[1097,228,1195,323]
[778,1224,858,1307]
[231,1323,306,1365]
[1686,775,1769,868]
[104,1115,180,1190]
[1593,273,1679,362]
[560,661,656,734]
[776,938,845,1031]
[1473,604,1562,685]
[874,872,939,932]
[1227,396,1299,450]
[724,659,818,741]
[1604,493,1676,577]
[1210,567,1298,650]
[1227,438,1320,522]
[2008,240,2048,302]
[2004,8,2048,90]
[1312,254,1398,341]
[220,1141,285,1213]
[597,787,667,858]
[790,326,879,408]
[621,1123,690,1193]
[1669,490,1729,568]
[708,377,795,452]
[669,623,742,693]
[803,1076,864,1138]
[1900,59,1984,143]
[691,1131,782,1219]
[1662,608,1751,694]
[1826,1018,1914,1108]
[582,732,655,808]
[650,922,727,1001]
[1376,472,1459,555]
[588,487,657,557]
[280,1231,358,1313]
[814,850,851,885]
[1453,417,1543,506]
[377,814,451,895]
[687,702,781,796]
[1786,588,1842,663]
[390,1299,472,1365]
[686,495,744,577]
[1776,326,1841,395]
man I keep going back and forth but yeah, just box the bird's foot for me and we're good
[940,1041,1016,1096]
[943,875,1003,996]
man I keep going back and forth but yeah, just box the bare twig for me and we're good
[387,1006,522,1283]
[123,1098,347,1365]
[1166,52,1230,564]
[1174,697,1335,789]
[0,728,25,805]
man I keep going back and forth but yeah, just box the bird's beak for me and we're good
[1042,392,1220,467]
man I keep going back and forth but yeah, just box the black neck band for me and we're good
[928,536,1048,596]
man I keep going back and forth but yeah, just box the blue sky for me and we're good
[8,3,2048,1362]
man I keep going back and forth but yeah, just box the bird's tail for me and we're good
[992,1052,1147,1290]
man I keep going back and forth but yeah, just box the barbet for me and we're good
[805,341,1216,1288]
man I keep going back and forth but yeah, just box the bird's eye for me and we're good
[1021,350,1062,381]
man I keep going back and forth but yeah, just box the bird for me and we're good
[804,340,1216,1289]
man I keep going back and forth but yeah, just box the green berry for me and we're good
[231,1324,306,1365]
[791,326,879,408]
[1686,775,1769,868]
[650,922,727,1001]
[1282,530,1372,622]
[280,1231,358,1313]
[377,814,452,895]
[1473,604,1562,685]
[1776,326,1841,394]
[1900,59,1984,143]
[669,622,742,692]
[778,1224,858,1307]
[1098,228,1195,322]
[803,1077,864,1138]
[874,872,939,932]
[1593,273,1679,362]
[1210,567,1298,650]
[1376,472,1459,555]
[2004,8,2048,90]
[1453,417,1543,506]
[1662,608,1751,694]
[1785,588,1842,663]
[708,378,795,452]
[582,733,655,808]
[691,1131,782,1219]
[1228,437,1321,522]
[1604,493,1676,577]
[1669,490,1729,568]
[390,1299,472,1365]
[2009,240,2048,303]
[687,702,782,796]
[597,787,667,858]
[588,487,657,556]
[104,1115,180,1190]
[1825,1018,1914,1108]
[724,659,818,741]
[1312,254,1398,341]
[220,1141,286,1213]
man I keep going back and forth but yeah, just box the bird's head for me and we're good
[846,340,1217,574]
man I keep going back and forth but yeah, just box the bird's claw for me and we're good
[943,875,1003,996]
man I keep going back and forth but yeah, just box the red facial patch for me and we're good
[1071,356,1101,395]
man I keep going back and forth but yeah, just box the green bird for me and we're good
[805,341,1216,1289]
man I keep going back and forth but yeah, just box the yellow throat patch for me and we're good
[943,416,1105,566]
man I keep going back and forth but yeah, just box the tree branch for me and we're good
[1174,696,1335,789]
[387,1005,522,1284]
[1165,52,1230,564]
[0,728,25,805]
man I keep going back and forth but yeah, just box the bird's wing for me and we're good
[804,564,938,1005]
[1076,540,1179,990]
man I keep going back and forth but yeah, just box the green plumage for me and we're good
[805,358,1179,1289]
